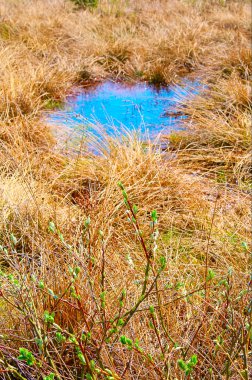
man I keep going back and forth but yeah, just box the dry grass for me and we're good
[0,0,251,379]
[168,71,251,185]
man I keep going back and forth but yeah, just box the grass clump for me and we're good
[0,0,250,379]
[167,72,251,186]
[71,0,98,8]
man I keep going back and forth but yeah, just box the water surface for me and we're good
[47,80,199,139]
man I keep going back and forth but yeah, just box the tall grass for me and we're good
[0,0,251,379]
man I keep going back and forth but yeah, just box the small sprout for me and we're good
[165,283,173,289]
[44,311,55,325]
[133,204,138,214]
[117,181,124,190]
[100,291,106,301]
[117,318,124,326]
[73,266,81,279]
[99,229,104,238]
[85,216,91,227]
[178,359,187,371]
[120,335,132,349]
[241,241,248,251]
[175,282,184,290]
[207,268,216,281]
[58,231,64,243]
[149,305,155,314]
[18,348,35,366]
[10,233,17,246]
[100,291,106,309]
[108,328,117,335]
[76,347,86,365]
[159,256,166,270]
[69,335,78,344]
[43,374,55,380]
[124,198,129,208]
[48,221,56,233]
[218,279,229,288]
[147,354,153,362]
[149,321,154,329]
[151,210,158,224]
[81,331,92,342]
[236,289,248,301]
[55,332,66,344]
[38,280,44,289]
[120,335,127,344]
[90,360,96,371]
[134,339,142,351]
[178,354,198,376]
[70,284,80,299]
[122,189,128,199]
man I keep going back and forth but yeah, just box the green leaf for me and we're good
[10,233,17,246]
[207,268,216,281]
[76,346,86,365]
[241,241,248,251]
[159,256,166,270]
[90,360,96,371]
[151,210,158,223]
[189,354,198,366]
[44,310,55,324]
[117,181,124,190]
[74,266,81,275]
[48,221,56,233]
[122,190,128,199]
[149,305,155,314]
[55,331,66,344]
[178,359,187,371]
[100,291,106,301]
[43,374,55,380]
[18,348,35,366]
[132,204,138,214]
[85,216,91,227]
[117,318,124,326]
[38,280,44,289]
[120,335,127,345]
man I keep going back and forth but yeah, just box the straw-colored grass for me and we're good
[0,0,251,379]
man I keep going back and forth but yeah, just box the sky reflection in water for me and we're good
[47,80,199,139]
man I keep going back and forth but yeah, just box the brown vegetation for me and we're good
[0,0,251,379]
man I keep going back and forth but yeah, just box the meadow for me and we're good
[0,0,251,379]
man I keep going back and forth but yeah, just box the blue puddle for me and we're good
[46,80,200,140]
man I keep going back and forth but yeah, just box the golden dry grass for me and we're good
[0,0,251,379]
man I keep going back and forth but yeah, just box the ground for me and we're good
[0,1,251,379]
